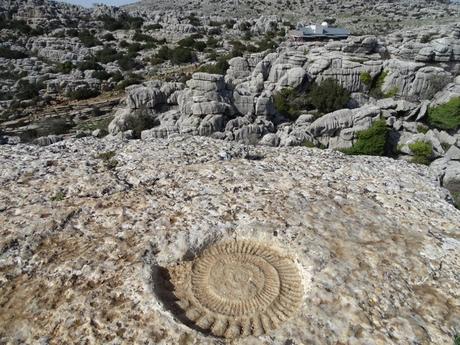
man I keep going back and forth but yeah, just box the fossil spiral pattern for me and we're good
[169,240,303,338]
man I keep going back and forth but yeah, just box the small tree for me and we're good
[409,141,433,165]
[427,97,460,130]
[171,47,195,64]
[309,79,350,114]
[342,119,390,156]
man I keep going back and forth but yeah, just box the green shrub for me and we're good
[273,88,301,121]
[309,79,350,114]
[427,97,460,131]
[115,74,143,90]
[452,194,460,210]
[99,15,144,31]
[68,88,100,100]
[171,46,195,64]
[16,80,43,101]
[255,37,277,52]
[409,140,433,165]
[94,46,121,63]
[0,18,40,35]
[385,86,399,98]
[92,70,111,80]
[155,45,171,62]
[78,30,101,47]
[342,119,389,156]
[178,36,196,47]
[133,31,156,43]
[144,24,162,31]
[177,37,206,51]
[198,58,229,75]
[102,33,115,41]
[416,124,429,134]
[97,151,118,170]
[55,61,74,74]
[206,37,219,48]
[370,70,388,98]
[360,71,372,86]
[187,14,201,26]
[78,60,103,71]
[0,47,28,59]
[118,54,142,71]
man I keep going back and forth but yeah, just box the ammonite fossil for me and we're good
[168,240,303,338]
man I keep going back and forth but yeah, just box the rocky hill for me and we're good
[0,135,459,344]
[0,1,460,343]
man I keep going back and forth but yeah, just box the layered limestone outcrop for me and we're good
[0,135,459,345]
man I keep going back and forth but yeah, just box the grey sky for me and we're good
[58,0,137,7]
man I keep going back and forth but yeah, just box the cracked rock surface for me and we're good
[0,136,459,345]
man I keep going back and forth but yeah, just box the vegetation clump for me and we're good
[370,70,389,98]
[0,47,28,59]
[273,79,350,120]
[342,119,390,156]
[427,97,460,131]
[16,80,43,101]
[198,58,229,75]
[67,88,100,101]
[409,140,433,165]
[359,71,372,86]
[99,15,144,31]
[309,79,350,114]
[273,88,309,121]
[78,30,101,47]
[55,61,74,74]
[97,151,118,170]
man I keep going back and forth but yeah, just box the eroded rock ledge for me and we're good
[0,136,459,344]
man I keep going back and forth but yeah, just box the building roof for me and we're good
[290,25,350,38]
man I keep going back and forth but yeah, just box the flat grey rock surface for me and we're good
[0,136,459,344]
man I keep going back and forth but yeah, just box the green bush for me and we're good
[92,70,111,80]
[16,80,43,101]
[99,15,144,31]
[309,79,350,114]
[370,70,388,98]
[118,53,143,71]
[144,24,162,31]
[385,86,399,98]
[67,88,100,100]
[0,18,39,35]
[102,33,115,41]
[155,45,171,62]
[94,46,121,63]
[273,88,301,121]
[427,97,460,130]
[171,46,195,64]
[198,58,229,75]
[78,60,103,71]
[452,194,460,210]
[133,31,157,43]
[0,47,28,59]
[409,141,433,165]
[255,37,277,52]
[56,61,74,74]
[187,14,201,26]
[360,71,372,86]
[79,30,101,47]
[115,74,143,90]
[206,37,219,48]
[342,119,389,156]
[178,37,206,51]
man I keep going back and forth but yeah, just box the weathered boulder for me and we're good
[108,107,156,137]
[276,67,307,90]
[126,86,164,109]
